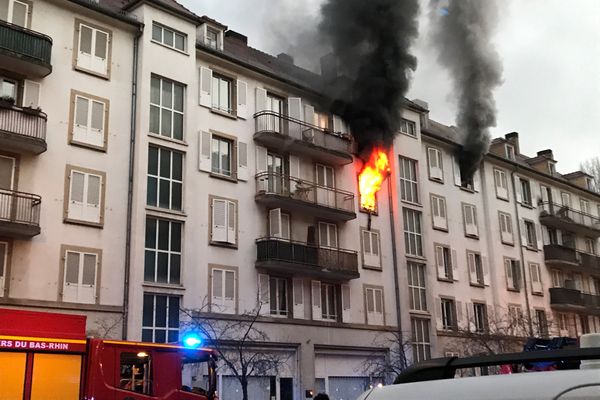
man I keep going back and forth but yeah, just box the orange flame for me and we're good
[358,148,390,212]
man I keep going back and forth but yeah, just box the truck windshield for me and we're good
[181,356,217,399]
[120,352,152,395]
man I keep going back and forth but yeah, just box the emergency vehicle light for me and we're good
[182,333,202,348]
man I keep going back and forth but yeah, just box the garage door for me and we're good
[221,376,271,400]
[328,376,369,400]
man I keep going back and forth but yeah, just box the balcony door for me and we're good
[266,94,283,133]
[316,164,335,207]
[5,0,29,28]
[0,155,15,221]
[267,153,284,194]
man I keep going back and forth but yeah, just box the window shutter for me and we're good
[535,223,543,249]
[269,208,282,238]
[482,255,490,286]
[288,155,300,193]
[435,245,446,279]
[236,80,247,119]
[473,168,481,192]
[505,260,515,290]
[531,264,543,293]
[332,115,344,134]
[468,253,477,284]
[374,290,383,325]
[22,80,40,108]
[452,156,462,186]
[435,298,443,330]
[304,104,315,126]
[227,201,236,245]
[520,218,528,245]
[515,176,523,203]
[199,67,212,107]
[287,97,302,120]
[255,87,267,113]
[311,280,321,321]
[341,284,351,323]
[255,145,268,191]
[293,278,304,318]
[211,199,227,242]
[212,269,223,303]
[258,273,270,315]
[237,141,248,181]
[198,131,212,172]
[456,301,463,328]
[451,249,458,281]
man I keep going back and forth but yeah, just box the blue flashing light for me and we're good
[183,333,202,348]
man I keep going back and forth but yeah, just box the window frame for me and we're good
[149,75,185,141]
[364,285,385,325]
[504,257,520,291]
[493,168,509,200]
[411,317,431,363]
[208,264,238,314]
[529,262,543,295]
[144,216,182,285]
[146,145,184,211]
[472,302,488,333]
[435,244,453,281]
[320,282,338,321]
[467,251,485,287]
[520,178,533,207]
[524,219,538,249]
[209,195,238,248]
[407,262,427,312]
[151,21,187,53]
[141,293,180,344]
[498,211,514,245]
[73,19,112,79]
[505,144,515,161]
[430,194,448,231]
[399,118,417,137]
[68,89,109,151]
[210,72,235,115]
[318,221,338,249]
[59,244,101,304]
[462,203,479,238]
[403,208,423,257]
[269,275,290,317]
[361,227,381,269]
[440,297,457,331]
[6,0,32,28]
[426,146,444,182]
[64,165,106,227]
[210,134,234,178]
[399,156,419,204]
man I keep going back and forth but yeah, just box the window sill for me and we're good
[362,265,382,272]
[501,240,515,247]
[142,282,185,291]
[69,139,107,153]
[405,254,427,262]
[469,282,485,288]
[359,208,379,216]
[399,131,418,139]
[437,277,454,283]
[74,65,110,81]
[465,233,480,240]
[432,226,449,233]
[210,108,237,120]
[209,241,238,250]
[409,310,431,317]
[532,291,544,297]
[145,206,187,219]
[459,186,476,194]
[209,172,238,183]
[525,245,539,252]
[520,203,534,209]
[428,177,444,184]
[64,218,103,229]
[496,195,510,202]
[506,288,521,293]
[150,39,189,56]
[148,133,188,148]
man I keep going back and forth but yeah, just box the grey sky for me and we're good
[180,0,600,173]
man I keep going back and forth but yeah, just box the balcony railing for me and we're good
[254,111,353,160]
[0,189,41,237]
[539,202,600,235]
[544,244,600,272]
[0,104,47,153]
[0,20,52,77]
[256,237,359,279]
[549,287,600,312]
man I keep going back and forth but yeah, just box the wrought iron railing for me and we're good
[539,201,600,231]
[0,189,41,227]
[0,104,47,141]
[256,237,358,274]
[550,287,600,310]
[254,110,352,154]
[255,172,355,213]
[0,20,52,66]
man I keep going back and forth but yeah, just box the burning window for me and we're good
[358,148,390,213]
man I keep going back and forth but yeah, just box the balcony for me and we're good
[253,111,353,166]
[255,172,356,222]
[0,104,47,154]
[0,190,41,238]
[549,287,600,315]
[539,202,600,237]
[0,20,52,78]
[256,238,359,281]
[544,244,600,273]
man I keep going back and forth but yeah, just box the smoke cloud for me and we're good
[429,0,503,178]
[318,0,420,158]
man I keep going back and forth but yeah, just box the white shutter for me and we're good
[258,273,270,315]
[236,80,247,119]
[22,80,40,108]
[311,280,322,321]
[269,208,282,238]
[332,115,344,134]
[505,259,515,290]
[468,253,477,284]
[482,255,490,286]
[435,298,443,330]
[237,141,248,181]
[531,264,543,293]
[255,87,267,113]
[223,271,236,313]
[473,168,481,192]
[227,201,236,245]
[451,249,458,281]
[211,269,223,305]
[435,245,446,279]
[289,155,300,193]
[535,223,543,249]
[456,301,463,328]
[341,284,351,323]
[255,145,268,191]
[304,104,315,125]
[293,278,304,319]
[199,131,212,172]
[199,67,212,107]
[520,218,528,245]
[453,156,462,186]
[211,199,227,242]
[515,176,523,203]
[371,289,384,325]
[287,97,302,120]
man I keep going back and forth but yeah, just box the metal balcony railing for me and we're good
[544,244,600,272]
[256,237,358,275]
[254,110,353,155]
[539,201,600,232]
[255,172,355,214]
[549,287,600,311]
[0,20,52,67]
[0,104,47,141]
[0,189,41,227]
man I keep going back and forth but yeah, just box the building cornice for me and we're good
[66,0,142,26]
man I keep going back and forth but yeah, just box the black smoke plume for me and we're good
[429,0,503,179]
[318,0,420,159]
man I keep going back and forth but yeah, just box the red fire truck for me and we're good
[0,308,217,400]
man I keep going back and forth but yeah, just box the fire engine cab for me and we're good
[0,308,217,400]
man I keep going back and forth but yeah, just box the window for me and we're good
[508,305,523,334]
[547,227,559,245]
[270,276,289,316]
[407,262,427,311]
[505,144,515,160]
[119,352,152,394]
[472,303,487,333]
[316,163,336,208]
[580,315,591,334]
[150,76,184,140]
[62,248,98,304]
[75,20,110,76]
[2,0,30,28]
[585,238,596,255]
[586,177,595,191]
[211,74,233,113]
[431,195,447,230]
[147,146,183,211]
[142,293,179,343]
[520,178,532,206]
[70,91,108,149]
[0,241,6,294]
[524,220,538,249]
[400,118,416,137]
[467,251,484,286]
[269,208,290,240]
[535,309,548,337]
[199,131,244,180]
[210,197,237,246]
[314,110,329,130]
[561,192,571,207]
[548,162,556,175]
[211,135,233,177]
[441,298,456,331]
[144,217,181,285]
[403,208,423,257]
[411,318,431,362]
[399,157,419,203]
[0,77,16,99]
[529,263,543,294]
[435,245,453,281]
[462,203,478,237]
[494,168,509,200]
[504,259,520,291]
[318,221,338,249]
[362,229,380,268]
[558,313,569,331]
[581,199,591,215]
[499,212,514,244]
[206,27,220,49]
[151,22,186,52]
[66,166,104,225]
[551,269,563,288]
[427,147,443,181]
[210,267,236,314]
[321,283,337,321]
[365,286,384,325]
[562,230,576,249]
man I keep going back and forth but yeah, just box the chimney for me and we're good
[537,149,554,160]
[504,131,520,154]
[320,53,338,81]
[277,52,294,65]
[412,99,429,111]
[224,30,247,45]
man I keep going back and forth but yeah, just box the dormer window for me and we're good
[548,162,556,175]
[505,144,515,161]
[586,177,595,191]
[206,28,219,49]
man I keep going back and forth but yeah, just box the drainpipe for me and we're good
[479,162,501,308]
[122,25,143,340]
[510,168,534,336]
[387,175,405,354]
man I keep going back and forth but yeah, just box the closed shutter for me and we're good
[237,141,248,181]
[520,218,528,246]
[451,249,458,281]
[467,253,477,284]
[255,145,268,191]
[505,259,515,290]
[198,131,212,172]
[515,176,523,203]
[456,301,463,328]
[341,284,351,323]
[435,298,443,330]
[22,80,40,108]
[535,223,543,249]
[453,156,462,186]
[223,270,236,314]
[269,208,282,238]
[293,278,304,319]
[258,273,270,315]
[311,280,321,321]
[236,80,247,119]
[473,168,481,192]
[531,264,543,293]
[199,67,212,107]
[428,148,442,180]
[482,255,489,286]
[363,230,380,267]
[211,269,223,306]
[287,97,302,120]
[211,199,227,242]
[255,87,267,113]
[435,245,446,279]
[227,201,236,245]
